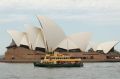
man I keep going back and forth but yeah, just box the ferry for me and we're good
[34,52,83,67]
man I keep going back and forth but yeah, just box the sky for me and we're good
[0,0,120,55]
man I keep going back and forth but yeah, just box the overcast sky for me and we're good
[0,0,120,55]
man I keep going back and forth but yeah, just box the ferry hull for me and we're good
[34,62,83,67]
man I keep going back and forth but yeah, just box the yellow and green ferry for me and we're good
[34,52,83,67]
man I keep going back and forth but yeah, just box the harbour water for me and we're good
[0,63,120,79]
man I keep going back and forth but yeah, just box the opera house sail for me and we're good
[37,16,66,52]
[96,41,120,54]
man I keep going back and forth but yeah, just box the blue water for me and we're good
[0,63,120,79]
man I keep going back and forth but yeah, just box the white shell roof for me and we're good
[69,32,91,51]
[96,40,119,53]
[57,38,79,50]
[86,42,98,51]
[37,16,66,52]
[26,26,45,50]
[7,16,93,52]
[20,32,30,47]
[26,26,40,48]
[7,30,25,46]
[33,28,45,49]
[7,30,30,48]
[34,33,45,49]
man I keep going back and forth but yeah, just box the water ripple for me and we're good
[0,63,120,79]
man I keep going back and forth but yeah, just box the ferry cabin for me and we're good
[41,53,81,64]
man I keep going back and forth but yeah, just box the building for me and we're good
[4,16,120,62]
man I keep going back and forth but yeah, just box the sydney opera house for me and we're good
[4,16,120,62]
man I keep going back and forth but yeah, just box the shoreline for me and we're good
[0,59,120,63]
